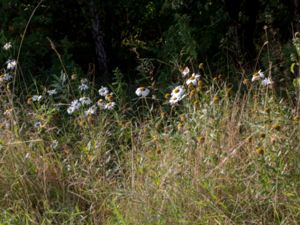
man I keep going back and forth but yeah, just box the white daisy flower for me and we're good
[258,70,265,78]
[169,94,185,105]
[6,59,17,70]
[251,70,265,82]
[104,102,116,110]
[67,99,82,114]
[79,96,92,106]
[34,121,42,128]
[251,75,260,82]
[181,66,190,77]
[78,83,89,91]
[67,106,76,115]
[171,85,185,97]
[81,78,89,84]
[3,42,12,50]
[3,73,13,81]
[97,99,106,109]
[98,86,109,96]
[32,95,42,102]
[85,105,97,116]
[51,140,59,149]
[261,77,274,86]
[70,99,81,110]
[186,73,201,86]
[135,87,150,97]
[47,89,57,96]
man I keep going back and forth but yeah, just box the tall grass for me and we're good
[0,72,299,224]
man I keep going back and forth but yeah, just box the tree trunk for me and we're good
[88,0,108,79]
[294,0,300,32]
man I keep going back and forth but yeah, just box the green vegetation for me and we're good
[0,0,300,224]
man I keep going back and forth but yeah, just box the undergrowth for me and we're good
[0,59,300,224]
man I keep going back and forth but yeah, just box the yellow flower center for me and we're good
[106,94,113,102]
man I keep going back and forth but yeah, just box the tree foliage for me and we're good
[0,0,299,84]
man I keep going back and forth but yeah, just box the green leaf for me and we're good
[290,63,295,74]
[293,78,300,88]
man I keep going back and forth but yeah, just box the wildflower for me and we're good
[197,80,204,91]
[87,115,95,124]
[34,121,42,129]
[98,86,109,96]
[261,77,274,86]
[164,93,171,99]
[71,73,77,80]
[199,63,204,71]
[293,115,300,121]
[105,93,114,102]
[193,100,200,107]
[247,136,252,143]
[67,106,76,115]
[51,140,59,149]
[135,87,150,97]
[67,99,81,114]
[3,42,12,50]
[47,89,57,96]
[81,78,88,84]
[79,96,92,106]
[78,83,89,91]
[251,74,260,82]
[186,73,201,86]
[171,85,185,97]
[2,72,13,81]
[212,96,220,104]
[104,102,116,110]
[256,147,264,155]
[169,94,185,105]
[169,86,186,105]
[160,111,166,118]
[197,135,205,144]
[179,114,186,122]
[27,97,33,105]
[97,99,106,109]
[243,78,250,86]
[6,59,17,70]
[181,66,190,77]
[272,124,281,131]
[189,89,196,98]
[3,108,13,117]
[177,122,184,131]
[258,70,265,78]
[251,69,265,82]
[85,105,97,116]
[32,95,42,102]
[260,133,266,138]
